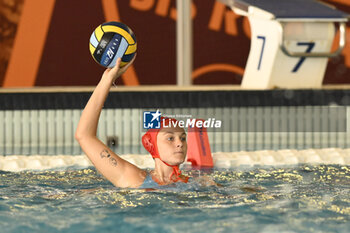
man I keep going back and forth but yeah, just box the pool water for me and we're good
[1,164,350,233]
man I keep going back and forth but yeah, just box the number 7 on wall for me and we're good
[256,36,315,73]
[257,35,266,70]
[291,42,315,73]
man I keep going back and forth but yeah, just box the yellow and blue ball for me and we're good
[89,21,137,68]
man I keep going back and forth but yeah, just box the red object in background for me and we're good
[186,119,214,167]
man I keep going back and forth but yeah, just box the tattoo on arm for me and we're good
[109,157,118,166]
[100,149,118,167]
[100,149,109,158]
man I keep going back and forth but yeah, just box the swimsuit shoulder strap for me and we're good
[138,171,159,189]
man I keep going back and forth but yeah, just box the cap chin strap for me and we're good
[158,159,189,183]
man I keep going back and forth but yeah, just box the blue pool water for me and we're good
[0,164,350,233]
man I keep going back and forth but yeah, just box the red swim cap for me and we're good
[142,117,189,183]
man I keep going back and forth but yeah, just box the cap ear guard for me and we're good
[142,132,155,156]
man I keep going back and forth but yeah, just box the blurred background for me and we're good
[0,0,349,87]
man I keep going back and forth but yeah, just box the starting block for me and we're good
[219,0,349,89]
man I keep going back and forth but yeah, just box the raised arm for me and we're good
[75,57,145,188]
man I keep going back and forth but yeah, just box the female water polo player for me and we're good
[75,57,192,188]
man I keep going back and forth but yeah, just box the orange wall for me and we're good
[0,0,349,87]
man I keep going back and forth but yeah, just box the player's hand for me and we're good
[102,54,136,84]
